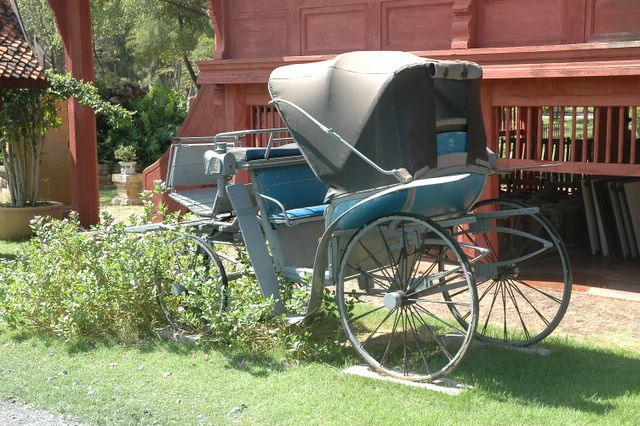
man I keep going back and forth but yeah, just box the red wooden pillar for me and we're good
[48,0,99,226]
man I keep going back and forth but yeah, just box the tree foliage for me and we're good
[124,0,213,89]
[14,0,64,70]
[0,70,132,207]
[16,0,214,90]
[97,85,187,166]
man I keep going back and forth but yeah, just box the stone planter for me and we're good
[111,173,143,206]
[0,201,64,240]
[118,161,137,175]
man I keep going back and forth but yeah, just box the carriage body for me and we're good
[156,51,571,382]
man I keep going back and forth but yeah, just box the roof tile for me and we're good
[0,0,46,87]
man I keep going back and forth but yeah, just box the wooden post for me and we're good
[48,0,99,226]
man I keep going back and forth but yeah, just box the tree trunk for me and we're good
[182,54,199,87]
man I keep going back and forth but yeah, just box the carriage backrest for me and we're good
[248,157,327,215]
[166,143,219,190]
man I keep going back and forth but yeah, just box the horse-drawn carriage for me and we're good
[153,51,572,382]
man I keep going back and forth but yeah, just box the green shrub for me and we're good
[97,85,187,166]
[0,211,351,359]
[113,144,138,162]
[0,214,170,341]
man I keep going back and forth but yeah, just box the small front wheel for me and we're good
[156,235,229,332]
[336,214,478,382]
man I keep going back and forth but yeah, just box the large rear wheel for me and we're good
[336,214,478,382]
[449,199,572,346]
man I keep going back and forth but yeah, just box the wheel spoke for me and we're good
[501,277,508,341]
[408,246,452,294]
[348,264,391,291]
[511,277,563,304]
[358,240,397,285]
[406,308,432,375]
[480,281,502,336]
[361,308,396,349]
[507,278,551,326]
[406,230,428,289]
[412,302,467,337]
[504,281,532,341]
[407,298,470,307]
[510,222,544,262]
[409,305,454,361]
[402,308,409,376]
[380,309,401,367]
[399,223,413,291]
[377,225,401,285]
[458,279,498,322]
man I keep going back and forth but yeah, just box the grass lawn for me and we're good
[99,186,145,224]
[0,239,26,260]
[1,189,639,424]
[0,330,638,425]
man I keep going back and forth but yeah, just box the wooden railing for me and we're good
[248,105,288,147]
[493,105,640,181]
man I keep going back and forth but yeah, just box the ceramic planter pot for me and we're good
[0,201,64,240]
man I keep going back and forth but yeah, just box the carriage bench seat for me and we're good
[243,146,329,227]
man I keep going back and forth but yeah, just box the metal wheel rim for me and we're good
[156,235,229,332]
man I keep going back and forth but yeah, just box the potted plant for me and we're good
[0,70,131,239]
[114,144,138,175]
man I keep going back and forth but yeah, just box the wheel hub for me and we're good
[496,264,519,280]
[383,291,406,310]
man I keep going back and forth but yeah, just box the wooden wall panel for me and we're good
[231,13,288,57]
[300,4,368,55]
[477,0,584,47]
[381,0,453,50]
[587,0,640,41]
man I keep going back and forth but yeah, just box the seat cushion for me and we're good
[268,204,327,224]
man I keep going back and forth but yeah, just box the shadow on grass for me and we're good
[223,352,286,377]
[6,328,200,357]
[455,338,640,414]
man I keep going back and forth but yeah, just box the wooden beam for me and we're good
[48,0,99,226]
[495,159,640,176]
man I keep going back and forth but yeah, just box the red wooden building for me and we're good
[152,0,640,173]
[149,0,640,288]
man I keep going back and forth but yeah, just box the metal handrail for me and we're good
[256,193,291,227]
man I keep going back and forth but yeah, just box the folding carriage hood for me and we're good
[268,51,488,194]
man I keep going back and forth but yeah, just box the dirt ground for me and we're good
[549,290,640,350]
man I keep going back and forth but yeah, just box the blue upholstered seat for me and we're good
[267,204,328,224]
